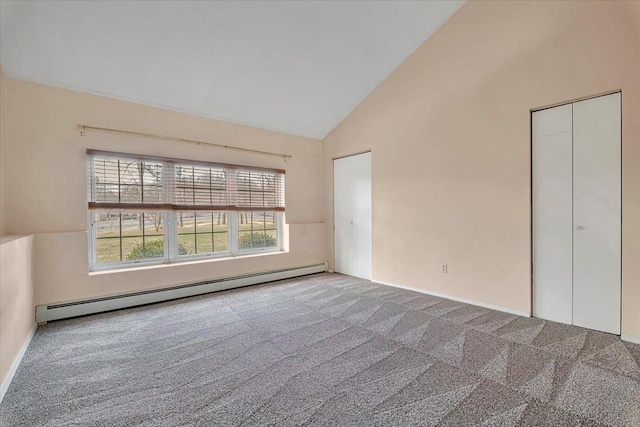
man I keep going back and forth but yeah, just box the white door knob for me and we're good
[574,225,584,230]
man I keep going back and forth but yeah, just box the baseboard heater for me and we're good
[36,262,328,324]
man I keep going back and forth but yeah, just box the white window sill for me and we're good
[89,249,288,276]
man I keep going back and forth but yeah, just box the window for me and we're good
[87,150,285,270]
[94,211,167,265]
[177,211,229,256]
[238,211,278,250]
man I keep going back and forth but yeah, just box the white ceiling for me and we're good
[0,1,464,139]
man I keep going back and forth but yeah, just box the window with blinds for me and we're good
[89,155,166,209]
[236,170,285,210]
[174,164,228,209]
[87,149,285,270]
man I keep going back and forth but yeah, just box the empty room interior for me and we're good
[1,1,639,426]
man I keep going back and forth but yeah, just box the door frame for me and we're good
[529,90,622,332]
[332,150,372,275]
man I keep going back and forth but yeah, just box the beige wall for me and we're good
[629,1,640,37]
[2,77,325,305]
[0,235,35,390]
[1,65,6,236]
[0,65,35,391]
[323,1,640,337]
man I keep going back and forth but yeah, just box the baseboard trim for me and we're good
[37,262,328,324]
[621,335,640,345]
[372,279,530,318]
[0,323,37,404]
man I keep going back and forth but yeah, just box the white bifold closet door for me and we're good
[572,94,621,334]
[532,104,574,326]
[533,92,621,335]
[334,152,372,280]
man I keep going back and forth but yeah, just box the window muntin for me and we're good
[87,150,285,271]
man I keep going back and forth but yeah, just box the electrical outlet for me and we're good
[441,263,448,274]
[304,250,310,259]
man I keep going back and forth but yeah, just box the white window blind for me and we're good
[87,149,285,212]
[88,154,167,209]
[236,170,285,210]
[173,164,229,209]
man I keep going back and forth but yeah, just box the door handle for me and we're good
[574,225,584,230]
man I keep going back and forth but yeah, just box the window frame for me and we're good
[87,150,285,272]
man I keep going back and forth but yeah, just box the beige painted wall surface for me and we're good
[0,64,7,236]
[323,1,640,337]
[0,235,35,388]
[2,78,325,305]
[629,0,640,37]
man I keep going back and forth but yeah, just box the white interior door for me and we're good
[350,152,372,279]
[334,152,372,279]
[533,104,574,325]
[334,156,353,276]
[572,93,621,335]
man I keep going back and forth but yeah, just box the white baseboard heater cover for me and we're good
[36,262,328,324]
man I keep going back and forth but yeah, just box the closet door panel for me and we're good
[532,104,573,325]
[334,156,353,276]
[351,152,372,280]
[572,93,621,335]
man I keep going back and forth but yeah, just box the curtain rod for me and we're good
[76,124,292,160]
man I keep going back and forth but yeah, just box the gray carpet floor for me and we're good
[1,273,639,426]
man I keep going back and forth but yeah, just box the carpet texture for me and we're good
[1,273,639,426]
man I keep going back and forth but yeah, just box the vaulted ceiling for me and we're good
[0,1,464,139]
